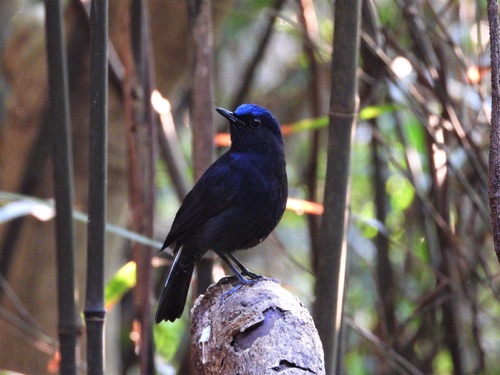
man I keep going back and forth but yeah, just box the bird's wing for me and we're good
[162,152,245,249]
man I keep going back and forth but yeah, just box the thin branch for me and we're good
[229,0,285,110]
[152,91,191,199]
[0,274,57,354]
[0,192,163,250]
[297,0,323,274]
[487,0,500,265]
[345,317,425,375]
[0,306,57,357]
[0,108,53,289]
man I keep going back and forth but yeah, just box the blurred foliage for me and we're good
[105,262,136,309]
[153,318,185,364]
[157,0,500,373]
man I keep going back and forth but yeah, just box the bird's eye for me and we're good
[250,118,262,128]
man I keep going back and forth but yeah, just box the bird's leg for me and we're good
[227,253,262,280]
[216,252,253,285]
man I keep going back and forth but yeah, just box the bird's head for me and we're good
[216,104,284,153]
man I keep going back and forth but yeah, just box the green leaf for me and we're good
[154,318,186,363]
[402,114,426,156]
[359,103,400,120]
[386,174,415,211]
[287,116,328,132]
[284,104,399,134]
[105,261,136,309]
[432,350,453,374]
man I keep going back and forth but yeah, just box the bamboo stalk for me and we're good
[44,1,78,373]
[312,0,362,373]
[370,121,396,343]
[84,1,108,374]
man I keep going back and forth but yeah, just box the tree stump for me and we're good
[191,276,325,375]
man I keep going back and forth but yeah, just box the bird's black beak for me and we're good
[216,107,244,126]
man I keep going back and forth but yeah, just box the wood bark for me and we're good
[488,0,500,265]
[191,277,325,375]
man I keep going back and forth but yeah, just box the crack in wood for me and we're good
[271,359,317,373]
[230,307,285,351]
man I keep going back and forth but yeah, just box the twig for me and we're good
[297,0,322,274]
[152,91,191,199]
[0,192,164,250]
[345,317,425,375]
[229,0,285,111]
[487,0,500,265]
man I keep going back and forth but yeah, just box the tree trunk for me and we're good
[191,277,325,375]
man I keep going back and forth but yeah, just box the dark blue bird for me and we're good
[155,104,288,323]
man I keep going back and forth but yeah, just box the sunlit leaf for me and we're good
[355,202,379,239]
[432,350,453,375]
[359,104,400,120]
[282,117,328,134]
[402,114,426,156]
[345,351,370,375]
[386,174,415,211]
[153,312,186,363]
[105,261,136,310]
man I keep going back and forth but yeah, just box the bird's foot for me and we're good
[221,281,245,299]
[220,275,280,301]
[221,276,261,299]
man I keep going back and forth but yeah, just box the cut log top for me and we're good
[191,276,325,375]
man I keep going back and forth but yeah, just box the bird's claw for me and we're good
[221,276,259,299]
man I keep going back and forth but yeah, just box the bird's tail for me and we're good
[155,249,194,323]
